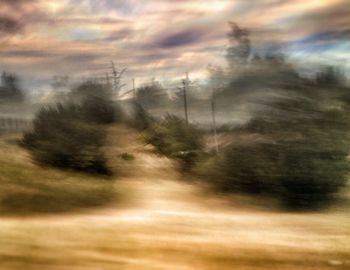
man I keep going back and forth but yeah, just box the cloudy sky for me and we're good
[0,0,349,91]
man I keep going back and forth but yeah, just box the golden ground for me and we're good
[0,126,349,269]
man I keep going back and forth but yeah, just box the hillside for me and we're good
[0,127,349,269]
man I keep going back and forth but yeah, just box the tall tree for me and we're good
[226,22,251,71]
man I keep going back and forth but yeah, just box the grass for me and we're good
[0,134,115,215]
[0,128,349,269]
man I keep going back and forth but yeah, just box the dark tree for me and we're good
[23,103,111,175]
[70,81,119,124]
[136,81,169,110]
[0,72,24,101]
[226,22,251,70]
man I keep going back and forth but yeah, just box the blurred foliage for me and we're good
[213,81,350,209]
[22,103,111,174]
[198,22,350,209]
[316,66,346,87]
[0,138,114,215]
[22,81,121,174]
[70,81,120,124]
[119,152,135,161]
[143,115,204,171]
[0,72,24,102]
[127,101,153,130]
[136,82,169,110]
[226,22,251,69]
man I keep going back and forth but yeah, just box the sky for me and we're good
[0,0,349,92]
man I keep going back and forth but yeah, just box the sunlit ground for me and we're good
[0,130,349,270]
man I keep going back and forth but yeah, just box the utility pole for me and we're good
[211,88,219,155]
[132,78,136,99]
[111,61,118,92]
[105,73,110,86]
[182,72,189,125]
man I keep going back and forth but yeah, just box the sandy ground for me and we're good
[0,140,349,270]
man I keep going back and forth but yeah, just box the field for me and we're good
[0,126,349,269]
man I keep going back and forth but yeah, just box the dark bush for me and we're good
[128,102,153,130]
[218,137,349,209]
[135,82,169,110]
[70,81,118,124]
[217,142,282,194]
[23,103,110,175]
[214,90,350,209]
[278,138,349,208]
[143,115,204,171]
[119,152,135,161]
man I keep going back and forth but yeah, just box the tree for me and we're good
[135,81,169,110]
[0,72,23,101]
[226,22,251,70]
[143,115,204,171]
[23,103,111,175]
[70,81,119,124]
[22,80,120,175]
[216,81,350,209]
[316,66,346,87]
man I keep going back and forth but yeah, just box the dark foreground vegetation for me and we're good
[143,114,204,171]
[0,136,114,215]
[22,81,117,175]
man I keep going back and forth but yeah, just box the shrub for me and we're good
[135,82,169,110]
[119,152,135,161]
[70,81,118,124]
[277,138,349,208]
[143,115,204,171]
[217,141,282,194]
[128,102,153,130]
[23,103,110,174]
[218,138,349,209]
[213,92,350,209]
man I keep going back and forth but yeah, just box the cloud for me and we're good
[62,52,105,63]
[154,29,207,48]
[274,0,349,35]
[103,28,133,42]
[0,0,48,39]
[299,30,350,45]
[0,49,56,58]
[0,0,349,91]
[0,17,23,34]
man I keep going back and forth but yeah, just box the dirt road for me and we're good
[0,149,349,270]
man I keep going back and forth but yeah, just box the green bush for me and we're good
[70,81,118,124]
[119,152,135,161]
[217,142,282,194]
[217,138,348,209]
[143,115,204,171]
[213,92,350,209]
[278,139,349,208]
[23,103,110,175]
